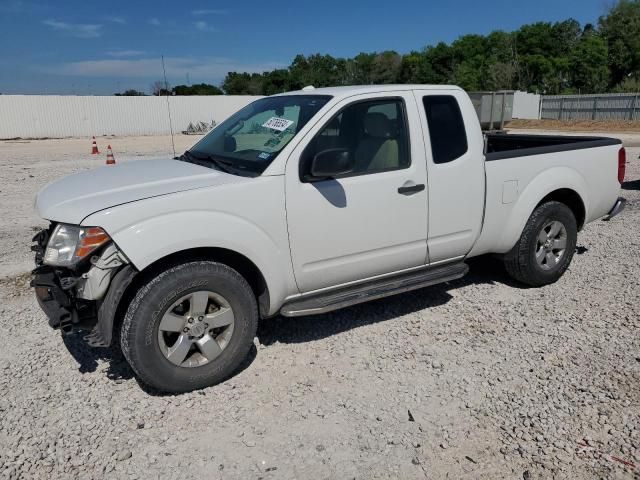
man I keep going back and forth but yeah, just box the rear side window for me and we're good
[423,96,468,164]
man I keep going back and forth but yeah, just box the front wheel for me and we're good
[503,201,577,287]
[121,261,258,393]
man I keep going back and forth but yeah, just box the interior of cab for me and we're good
[303,99,409,179]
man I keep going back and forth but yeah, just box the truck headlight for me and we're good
[43,224,111,267]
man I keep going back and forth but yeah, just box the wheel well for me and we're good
[130,247,270,318]
[537,189,586,231]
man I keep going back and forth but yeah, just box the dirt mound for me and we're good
[507,118,640,132]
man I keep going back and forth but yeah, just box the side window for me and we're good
[423,95,468,164]
[301,99,410,180]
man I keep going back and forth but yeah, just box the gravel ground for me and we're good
[0,135,638,479]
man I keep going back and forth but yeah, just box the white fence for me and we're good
[512,91,541,119]
[0,95,259,139]
[541,93,640,121]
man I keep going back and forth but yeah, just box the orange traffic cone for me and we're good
[91,136,100,154]
[105,145,116,165]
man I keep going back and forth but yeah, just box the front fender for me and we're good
[496,166,588,253]
[84,206,296,315]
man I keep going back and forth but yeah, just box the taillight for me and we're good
[618,147,626,184]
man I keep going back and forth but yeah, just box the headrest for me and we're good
[364,112,393,139]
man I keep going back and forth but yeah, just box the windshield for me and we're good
[185,95,331,176]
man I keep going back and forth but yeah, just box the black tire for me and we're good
[503,201,577,287]
[121,261,258,393]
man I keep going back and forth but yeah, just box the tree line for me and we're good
[116,82,223,96]
[222,0,640,96]
[116,0,640,97]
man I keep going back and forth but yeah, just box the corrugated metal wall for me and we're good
[0,95,259,139]
[541,93,640,121]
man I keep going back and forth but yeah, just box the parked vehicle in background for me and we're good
[31,85,626,393]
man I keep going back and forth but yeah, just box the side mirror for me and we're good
[310,148,354,180]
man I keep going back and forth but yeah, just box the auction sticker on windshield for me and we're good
[262,117,294,132]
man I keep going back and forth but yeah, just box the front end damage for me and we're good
[31,224,137,347]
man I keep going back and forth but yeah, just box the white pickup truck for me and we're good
[31,85,626,392]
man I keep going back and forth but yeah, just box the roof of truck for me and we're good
[275,84,463,99]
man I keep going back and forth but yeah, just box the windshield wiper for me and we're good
[178,150,234,174]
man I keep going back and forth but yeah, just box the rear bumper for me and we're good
[603,197,626,221]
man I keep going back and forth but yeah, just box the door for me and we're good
[285,92,429,293]
[414,90,486,263]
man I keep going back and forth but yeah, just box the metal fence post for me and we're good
[489,92,495,131]
[592,97,598,120]
[538,96,543,119]
[500,91,507,130]
[559,97,565,120]
[631,94,638,121]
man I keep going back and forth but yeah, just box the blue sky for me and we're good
[0,0,609,95]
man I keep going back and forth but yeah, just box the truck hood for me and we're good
[36,159,241,224]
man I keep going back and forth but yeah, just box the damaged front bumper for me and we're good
[32,267,81,331]
[30,227,137,347]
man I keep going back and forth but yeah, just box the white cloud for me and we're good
[42,56,283,81]
[194,21,217,32]
[43,19,102,38]
[0,1,49,14]
[106,50,146,57]
[148,17,161,26]
[191,9,227,15]
[104,16,126,24]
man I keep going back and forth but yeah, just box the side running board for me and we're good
[280,262,468,317]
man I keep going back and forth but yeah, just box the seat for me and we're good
[354,112,399,172]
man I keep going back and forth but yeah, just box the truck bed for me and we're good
[470,133,623,259]
[485,133,621,161]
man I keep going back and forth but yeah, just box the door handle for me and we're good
[398,184,425,195]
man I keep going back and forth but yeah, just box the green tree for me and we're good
[398,51,434,84]
[423,43,454,84]
[114,89,146,96]
[486,62,516,90]
[612,75,640,92]
[289,54,346,89]
[150,80,171,96]
[172,83,223,95]
[450,35,488,90]
[220,11,633,95]
[346,53,376,84]
[369,51,402,84]
[486,30,515,63]
[261,69,293,95]
[551,19,582,56]
[599,0,640,86]
[222,72,263,94]
[569,33,610,93]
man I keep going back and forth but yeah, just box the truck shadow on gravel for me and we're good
[58,255,578,391]
[62,331,134,381]
[257,255,527,346]
[622,179,640,190]
[61,329,258,395]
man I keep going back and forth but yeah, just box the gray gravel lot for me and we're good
[0,135,638,479]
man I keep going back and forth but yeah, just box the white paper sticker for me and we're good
[262,117,294,132]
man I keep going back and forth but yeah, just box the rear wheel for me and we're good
[121,261,258,393]
[504,201,577,287]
